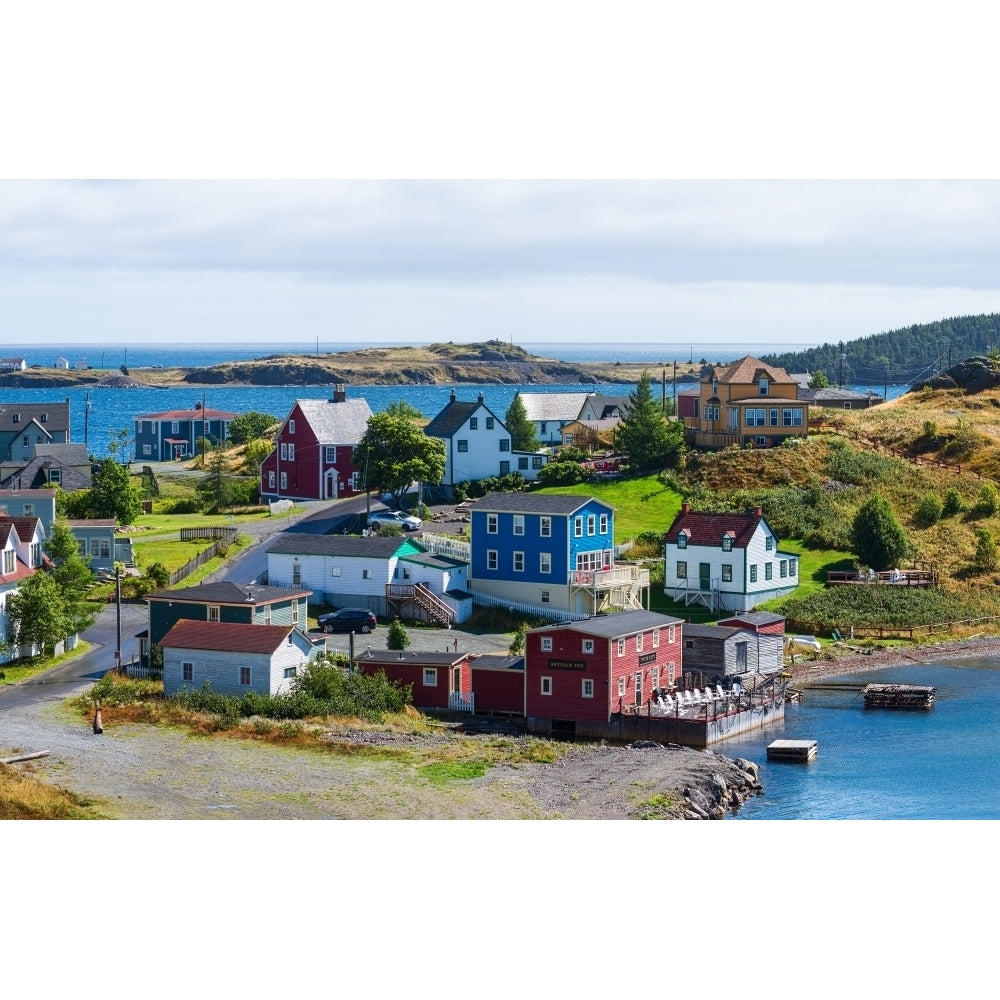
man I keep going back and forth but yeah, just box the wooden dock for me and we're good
[766,739,818,762]
[863,683,935,709]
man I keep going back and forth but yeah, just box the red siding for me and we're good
[356,655,471,710]
[526,624,683,723]
[471,665,525,713]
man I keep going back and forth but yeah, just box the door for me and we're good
[699,563,711,590]
[634,671,642,707]
[735,641,748,672]
[452,666,461,694]
[325,470,338,499]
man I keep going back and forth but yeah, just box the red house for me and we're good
[470,653,525,714]
[260,386,373,503]
[525,610,684,734]
[355,650,473,711]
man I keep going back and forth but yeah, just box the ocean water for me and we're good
[725,657,1000,820]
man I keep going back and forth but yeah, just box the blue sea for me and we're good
[725,657,1000,820]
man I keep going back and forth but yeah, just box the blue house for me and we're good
[133,404,238,461]
[466,491,649,618]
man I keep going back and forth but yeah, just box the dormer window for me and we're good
[12,413,19,423]
[722,534,733,551]
[677,532,688,549]
[759,377,769,396]
[711,378,718,396]
[41,413,47,422]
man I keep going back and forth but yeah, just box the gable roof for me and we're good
[709,356,797,386]
[0,515,44,541]
[0,402,70,436]
[266,534,416,559]
[294,398,373,445]
[665,503,767,548]
[147,581,311,605]
[1,444,94,491]
[530,610,682,639]
[160,619,296,654]
[581,393,632,419]
[424,391,504,439]
[136,407,239,421]
[467,491,613,516]
[518,392,591,422]
[681,623,746,640]
[718,611,786,628]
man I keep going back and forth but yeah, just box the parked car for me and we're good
[368,509,423,532]
[317,608,378,634]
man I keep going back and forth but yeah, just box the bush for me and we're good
[536,462,593,487]
[975,528,998,571]
[975,482,1000,517]
[942,488,963,518]
[387,618,411,651]
[913,493,942,528]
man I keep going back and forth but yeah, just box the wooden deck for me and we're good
[826,569,939,587]
[863,684,936,710]
[766,739,818,762]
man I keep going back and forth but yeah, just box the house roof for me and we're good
[293,397,373,445]
[530,609,682,639]
[563,418,619,434]
[160,619,295,654]
[0,488,59,500]
[0,515,43,540]
[147,581,311,605]
[708,356,797,386]
[0,448,93,491]
[798,387,881,405]
[582,393,632,418]
[681,623,745,640]
[423,392,503,439]
[0,402,70,436]
[468,491,613,515]
[518,392,591,422]
[64,518,118,528]
[665,504,766,548]
[136,407,239,421]
[358,650,469,667]
[34,443,90,464]
[718,611,786,628]
[266,534,415,558]
[471,653,525,672]
[398,551,466,570]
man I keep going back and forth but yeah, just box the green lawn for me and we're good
[535,474,683,541]
[776,539,855,601]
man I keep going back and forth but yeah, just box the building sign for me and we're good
[638,651,657,666]
[548,659,587,671]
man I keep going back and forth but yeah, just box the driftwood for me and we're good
[1,751,51,765]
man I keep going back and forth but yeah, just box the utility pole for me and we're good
[662,369,667,414]
[114,563,123,670]
[838,341,845,389]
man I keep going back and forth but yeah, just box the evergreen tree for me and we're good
[387,618,411,651]
[615,370,685,474]
[504,394,539,452]
[808,369,830,388]
[849,495,909,570]
[44,522,99,635]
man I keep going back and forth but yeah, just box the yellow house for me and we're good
[684,356,810,449]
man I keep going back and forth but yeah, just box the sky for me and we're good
[3,178,1000,353]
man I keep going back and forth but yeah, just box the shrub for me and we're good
[387,618,411,651]
[849,495,909,571]
[537,461,593,487]
[975,482,1000,517]
[975,528,998,571]
[913,493,942,528]
[942,488,963,518]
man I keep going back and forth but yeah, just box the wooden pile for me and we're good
[863,683,935,710]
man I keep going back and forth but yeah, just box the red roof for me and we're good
[137,407,239,421]
[665,503,765,548]
[0,515,44,539]
[159,620,295,655]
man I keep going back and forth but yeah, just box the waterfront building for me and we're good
[133,403,238,461]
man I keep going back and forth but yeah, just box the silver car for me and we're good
[368,509,423,532]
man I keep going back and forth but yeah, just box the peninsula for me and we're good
[0,341,701,388]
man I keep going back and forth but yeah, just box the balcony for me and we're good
[570,563,650,589]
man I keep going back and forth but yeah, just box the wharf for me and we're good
[766,739,818,762]
[863,683,936,709]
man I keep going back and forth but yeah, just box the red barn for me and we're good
[470,653,525,714]
[356,650,473,711]
[525,610,684,732]
[260,386,372,503]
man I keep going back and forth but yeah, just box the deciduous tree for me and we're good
[228,411,278,446]
[90,458,143,525]
[6,573,70,657]
[44,522,99,635]
[354,412,445,509]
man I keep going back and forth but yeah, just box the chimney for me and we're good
[333,384,346,403]
[477,391,484,404]
[450,389,457,402]
[754,506,762,516]
[681,502,690,514]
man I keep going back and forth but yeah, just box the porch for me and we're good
[570,563,650,613]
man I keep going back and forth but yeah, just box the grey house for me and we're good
[680,622,784,682]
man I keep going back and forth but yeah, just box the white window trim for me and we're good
[541,676,552,695]
[540,637,553,652]
[513,551,524,573]
[582,678,594,699]
[423,668,438,687]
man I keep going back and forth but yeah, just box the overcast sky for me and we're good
[2,179,999,353]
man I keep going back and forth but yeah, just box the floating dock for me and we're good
[863,683,935,710]
[766,739,818,762]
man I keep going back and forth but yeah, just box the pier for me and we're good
[863,683,936,709]
[767,739,818,762]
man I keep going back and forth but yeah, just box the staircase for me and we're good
[385,583,455,627]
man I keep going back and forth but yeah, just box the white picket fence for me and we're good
[471,589,575,622]
[449,691,475,713]
[420,532,471,562]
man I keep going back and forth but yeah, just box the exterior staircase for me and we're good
[385,582,455,627]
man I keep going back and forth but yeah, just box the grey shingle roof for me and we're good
[295,398,373,445]
[147,581,311,605]
[0,402,70,436]
[681,623,743,639]
[467,491,612,515]
[266,534,412,558]
[718,611,785,627]
[424,399,481,438]
[518,392,590,422]
[530,610,682,639]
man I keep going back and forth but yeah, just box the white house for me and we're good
[424,390,546,486]
[663,503,799,613]
[516,392,591,448]
[160,619,320,697]
[265,533,472,624]
[0,520,42,662]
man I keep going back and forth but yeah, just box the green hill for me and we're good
[761,312,1000,386]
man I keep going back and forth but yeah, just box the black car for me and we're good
[316,608,377,634]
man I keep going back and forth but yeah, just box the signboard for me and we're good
[638,651,657,666]
[548,659,587,671]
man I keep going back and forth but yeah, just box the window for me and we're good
[636,632,644,653]
[469,417,478,430]
[486,417,494,430]
[782,408,804,427]
[770,408,779,426]
[722,564,733,582]
[617,639,625,657]
[722,535,733,551]
[487,549,498,571]
[750,564,758,583]
[292,603,299,624]
[280,443,288,460]
[576,551,601,571]
[541,677,552,695]
[746,408,766,427]
[789,558,797,576]
[89,539,101,557]
[540,552,551,574]
[292,563,301,586]
[208,605,220,622]
[729,408,739,431]
[264,605,272,624]
[171,421,179,434]
[574,517,583,537]
[487,513,498,534]
[677,533,687,549]
[677,561,687,579]
[513,551,524,572]
[765,563,773,580]
[279,472,287,489]
[759,377,769,396]
[541,590,550,604]
[582,679,594,698]
[668,624,675,644]
[499,439,510,451]
[500,461,509,474]
[582,639,594,654]
[182,662,193,682]
[780,559,788,578]
[765,536,773,550]
[48,468,61,484]
[541,637,553,652]
[268,471,276,488]
[362,569,372,579]
[532,456,544,469]
[457,439,468,452]
[618,677,626,697]
[587,515,596,535]
[423,668,438,687]
[540,516,551,537]
[599,514,608,533]
[325,446,336,462]
[288,419,295,434]
[518,457,528,470]
[99,539,110,559]
[652,628,660,648]
[283,666,297,679]
[843,401,852,411]
[142,444,151,456]
[711,377,718,395]
[755,436,767,447]
[513,514,524,535]
[240,667,251,686]
[540,422,547,434]
[652,667,659,689]
[287,443,294,461]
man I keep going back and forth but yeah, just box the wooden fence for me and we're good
[787,613,1000,641]
[180,526,238,543]
[168,533,237,586]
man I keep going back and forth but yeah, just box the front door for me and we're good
[699,563,711,590]
[452,666,461,694]
[634,671,642,707]
[325,470,337,500]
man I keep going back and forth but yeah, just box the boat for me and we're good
[785,634,821,654]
